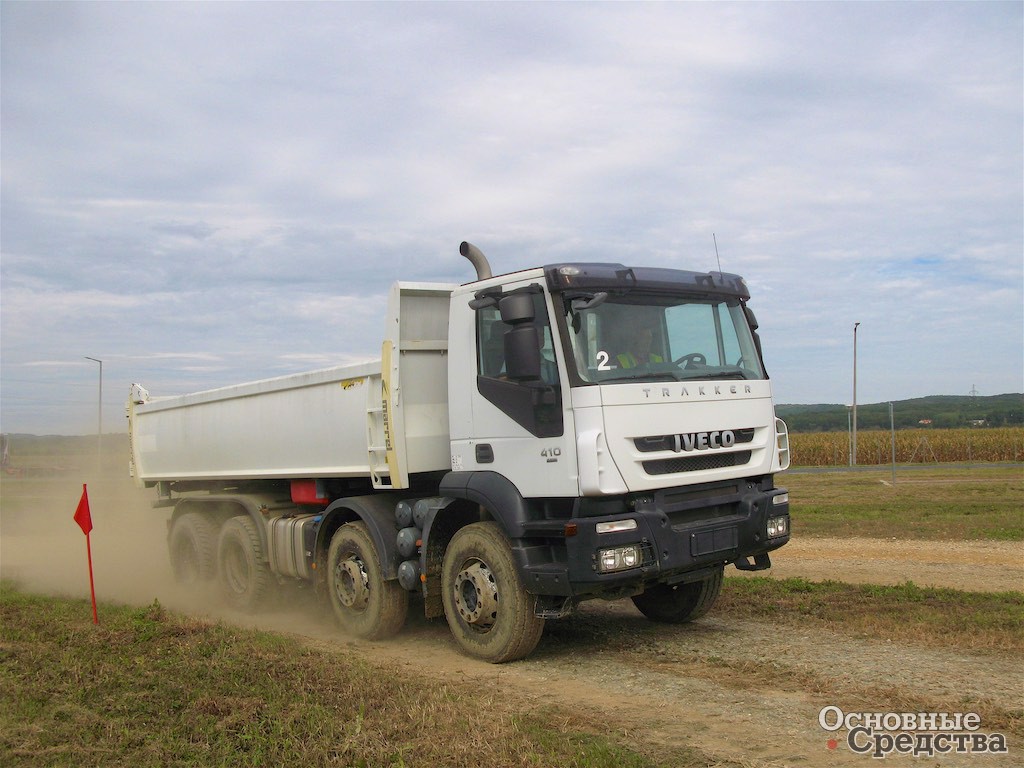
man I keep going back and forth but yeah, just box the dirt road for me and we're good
[2,474,1021,766]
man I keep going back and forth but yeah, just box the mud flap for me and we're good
[734,553,772,571]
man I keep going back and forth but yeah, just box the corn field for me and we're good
[789,427,1024,467]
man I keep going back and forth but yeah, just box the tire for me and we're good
[441,521,544,663]
[631,566,724,623]
[217,516,272,612]
[168,512,217,585]
[327,522,408,640]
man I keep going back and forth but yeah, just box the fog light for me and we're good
[596,544,641,573]
[767,515,789,538]
[596,519,638,534]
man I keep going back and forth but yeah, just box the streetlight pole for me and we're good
[852,323,860,466]
[847,406,852,467]
[84,357,103,465]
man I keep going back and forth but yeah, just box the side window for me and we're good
[476,293,558,385]
[474,289,562,437]
[717,304,742,365]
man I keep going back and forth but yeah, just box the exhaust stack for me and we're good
[460,241,492,281]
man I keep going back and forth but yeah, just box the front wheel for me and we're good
[327,522,408,640]
[442,522,544,663]
[631,566,723,623]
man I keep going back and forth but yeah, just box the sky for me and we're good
[1,1,1021,435]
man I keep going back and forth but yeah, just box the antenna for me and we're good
[713,233,722,273]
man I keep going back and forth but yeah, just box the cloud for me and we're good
[1,1,1020,433]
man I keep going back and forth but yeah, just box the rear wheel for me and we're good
[327,522,408,639]
[631,566,723,623]
[442,521,544,663]
[168,512,216,585]
[217,516,272,611]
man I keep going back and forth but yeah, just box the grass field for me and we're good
[719,577,1024,654]
[0,587,695,768]
[780,467,1024,540]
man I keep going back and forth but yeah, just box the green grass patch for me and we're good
[781,467,1024,540]
[720,576,1024,653]
[0,583,718,768]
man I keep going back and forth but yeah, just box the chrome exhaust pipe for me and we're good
[460,241,492,281]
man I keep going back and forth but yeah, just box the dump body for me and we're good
[131,362,387,481]
[130,282,454,489]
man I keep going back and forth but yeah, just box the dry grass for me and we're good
[719,577,1024,654]
[781,467,1024,540]
[0,585,722,768]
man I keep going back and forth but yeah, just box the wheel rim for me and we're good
[453,559,499,632]
[334,554,369,611]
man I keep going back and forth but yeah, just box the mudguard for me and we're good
[439,471,532,538]
[321,494,405,580]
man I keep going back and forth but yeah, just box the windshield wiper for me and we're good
[600,373,678,384]
[677,370,750,381]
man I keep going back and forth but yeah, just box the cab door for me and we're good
[449,278,578,499]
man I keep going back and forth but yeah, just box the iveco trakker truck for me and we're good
[128,242,790,662]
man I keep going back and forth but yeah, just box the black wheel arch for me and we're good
[439,471,533,538]
[317,494,407,580]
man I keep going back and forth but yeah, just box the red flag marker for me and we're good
[74,484,93,535]
[74,484,99,624]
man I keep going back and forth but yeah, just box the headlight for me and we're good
[597,544,641,573]
[767,515,789,538]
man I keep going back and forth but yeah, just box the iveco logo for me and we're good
[676,430,735,452]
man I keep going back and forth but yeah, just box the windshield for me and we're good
[562,293,766,384]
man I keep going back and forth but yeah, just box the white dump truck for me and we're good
[128,242,790,662]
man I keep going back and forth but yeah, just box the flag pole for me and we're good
[85,530,98,625]
[74,483,99,624]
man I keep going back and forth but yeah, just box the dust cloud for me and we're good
[0,437,337,640]
[2,460,182,608]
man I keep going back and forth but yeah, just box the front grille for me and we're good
[635,428,755,453]
[643,450,752,475]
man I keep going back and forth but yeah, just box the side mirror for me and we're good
[504,326,542,380]
[570,291,608,312]
[744,305,759,330]
[499,293,535,324]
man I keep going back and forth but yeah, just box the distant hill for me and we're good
[777,393,1023,432]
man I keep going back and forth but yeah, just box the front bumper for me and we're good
[522,477,789,598]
